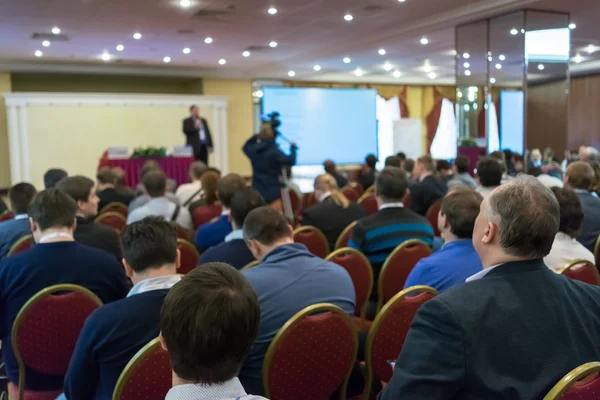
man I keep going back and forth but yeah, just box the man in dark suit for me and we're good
[564,161,600,251]
[380,175,600,400]
[410,154,447,215]
[96,167,134,211]
[358,154,378,191]
[183,104,213,164]
[323,159,348,189]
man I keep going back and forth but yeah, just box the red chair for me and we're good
[363,286,437,396]
[594,235,600,269]
[559,260,600,286]
[99,202,128,218]
[544,362,600,400]
[377,239,432,312]
[288,190,302,216]
[177,238,199,274]
[94,212,127,233]
[402,191,411,209]
[112,338,172,400]
[293,226,330,258]
[426,199,442,237]
[335,221,357,250]
[325,248,373,329]
[192,204,222,229]
[175,224,192,242]
[10,284,103,400]
[263,303,357,400]
[358,194,378,216]
[302,192,318,210]
[342,186,360,203]
[7,234,34,257]
[0,210,15,222]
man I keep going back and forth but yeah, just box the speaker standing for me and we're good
[182,104,213,164]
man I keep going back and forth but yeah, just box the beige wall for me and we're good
[0,73,11,188]
[203,79,253,175]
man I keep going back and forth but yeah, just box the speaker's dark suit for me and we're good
[409,175,447,216]
[379,259,600,400]
[182,117,213,163]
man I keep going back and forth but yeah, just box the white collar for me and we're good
[39,232,74,243]
[379,202,404,210]
[166,378,249,400]
[221,209,230,216]
[419,172,433,182]
[466,263,504,282]
[225,229,244,242]
[318,192,332,202]
[128,274,181,297]
[14,214,28,220]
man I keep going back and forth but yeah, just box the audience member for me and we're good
[563,161,600,251]
[96,167,135,211]
[447,156,477,189]
[476,157,503,198]
[349,167,433,309]
[187,170,220,213]
[589,160,600,197]
[57,176,122,259]
[127,170,193,230]
[385,156,401,168]
[404,189,483,292]
[529,166,563,189]
[529,148,543,168]
[358,154,378,190]
[283,165,303,199]
[380,175,600,400]
[240,207,355,395]
[0,183,37,259]
[579,145,599,162]
[112,167,136,199]
[200,188,266,269]
[129,162,180,212]
[489,151,513,184]
[544,187,594,271]
[175,161,207,207]
[396,152,407,168]
[161,263,267,400]
[43,168,67,189]
[135,160,177,194]
[302,174,365,250]
[502,149,517,176]
[324,159,348,189]
[436,160,454,183]
[195,173,246,251]
[410,155,447,215]
[0,198,7,215]
[64,217,181,399]
[0,189,129,393]
[403,158,415,182]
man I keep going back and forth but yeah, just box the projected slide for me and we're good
[500,90,524,155]
[262,87,377,165]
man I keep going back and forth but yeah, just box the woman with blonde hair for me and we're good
[302,173,365,250]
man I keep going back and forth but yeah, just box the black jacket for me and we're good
[74,216,122,260]
[182,117,213,153]
[380,259,600,400]
[409,175,447,216]
[97,188,135,212]
[575,190,600,251]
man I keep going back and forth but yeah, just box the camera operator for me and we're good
[242,113,298,209]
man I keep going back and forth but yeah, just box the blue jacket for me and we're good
[194,214,232,252]
[0,217,30,260]
[240,243,355,395]
[243,136,297,204]
[404,239,482,293]
[199,238,255,270]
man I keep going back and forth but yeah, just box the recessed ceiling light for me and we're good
[398,0,406,2]
[569,23,576,30]
[101,52,111,61]
[490,77,496,84]
[510,28,518,35]
[423,65,432,73]
[51,27,61,35]
[383,62,392,71]
[288,70,296,77]
[219,58,227,65]
[463,53,470,59]
[269,41,278,48]
[344,14,353,21]
[586,45,595,54]
[465,70,471,76]
[499,54,506,61]
[538,64,545,70]
[574,53,583,63]
[179,0,191,7]
[463,62,470,68]
[378,48,386,55]
[183,47,191,54]
[34,50,43,57]
[488,56,493,62]
[355,68,364,77]
[242,51,251,57]
[428,72,437,79]
[163,56,171,63]
[204,37,213,44]
[313,65,321,71]
[268,7,278,15]
[42,40,50,47]
[116,44,124,51]
[521,28,525,34]
[255,90,264,98]
[393,70,402,78]
[133,32,142,40]
[495,63,502,69]
[343,57,351,64]
[420,37,429,45]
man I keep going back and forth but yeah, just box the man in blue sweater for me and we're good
[0,189,130,393]
[200,187,265,269]
[404,188,483,292]
[239,206,355,395]
[0,182,36,259]
[63,216,181,399]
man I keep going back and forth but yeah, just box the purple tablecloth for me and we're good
[98,156,194,188]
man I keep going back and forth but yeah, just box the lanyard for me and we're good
[39,232,73,243]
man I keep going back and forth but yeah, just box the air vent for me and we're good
[192,4,236,20]
[32,33,69,42]
[246,45,270,52]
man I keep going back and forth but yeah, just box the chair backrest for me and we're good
[378,239,432,312]
[544,362,600,400]
[594,235,600,270]
[192,204,223,229]
[560,260,600,286]
[0,210,15,223]
[176,238,199,274]
[335,221,357,250]
[263,303,357,400]
[7,234,34,257]
[94,211,127,233]
[12,284,103,400]
[288,189,302,215]
[425,199,442,237]
[325,248,373,320]
[358,193,378,216]
[175,224,191,242]
[364,286,437,390]
[302,192,318,210]
[242,260,260,270]
[112,338,172,400]
[293,226,330,258]
[342,186,360,203]
[99,202,129,218]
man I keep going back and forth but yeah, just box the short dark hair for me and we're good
[56,176,95,204]
[143,170,167,198]
[121,216,177,272]
[189,104,198,112]
[404,159,415,174]
[189,161,207,180]
[376,167,408,202]
[96,167,117,185]
[43,169,68,189]
[230,188,266,228]
[436,160,452,172]
[28,189,77,231]
[8,183,37,215]
[477,157,503,187]
[455,156,470,174]
[243,206,291,245]
[140,160,161,180]
[551,187,584,238]
[441,189,483,239]
[217,174,246,208]
[528,166,543,177]
[365,154,378,168]
[566,161,595,190]
[160,263,260,384]
[489,175,559,258]
[396,152,406,161]
[384,156,401,168]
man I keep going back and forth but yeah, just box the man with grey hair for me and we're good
[380,175,600,400]
[579,145,599,162]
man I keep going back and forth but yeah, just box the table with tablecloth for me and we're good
[98,154,194,188]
